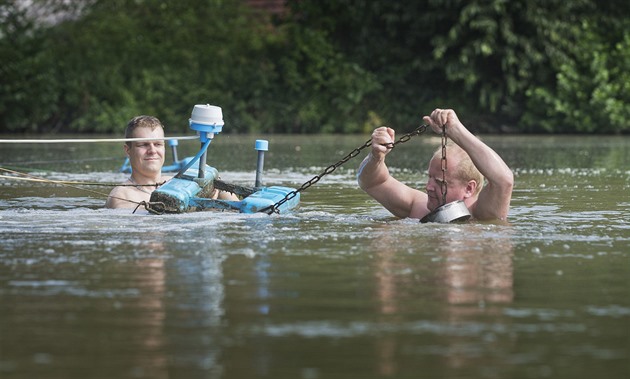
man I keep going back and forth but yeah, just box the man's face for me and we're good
[425,155,468,211]
[124,127,165,177]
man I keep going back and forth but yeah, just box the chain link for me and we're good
[440,124,448,206]
[262,124,430,214]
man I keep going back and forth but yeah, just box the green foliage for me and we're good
[259,23,381,133]
[0,0,628,134]
[283,0,449,130]
[0,1,60,132]
[524,18,630,133]
[45,0,273,133]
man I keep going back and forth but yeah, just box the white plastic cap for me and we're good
[190,104,224,126]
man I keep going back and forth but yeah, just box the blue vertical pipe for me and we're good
[168,139,179,163]
[255,140,268,188]
[199,144,207,178]
[197,132,213,178]
[174,138,211,179]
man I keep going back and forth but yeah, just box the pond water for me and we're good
[0,133,628,379]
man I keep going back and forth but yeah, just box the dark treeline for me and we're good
[1,0,629,134]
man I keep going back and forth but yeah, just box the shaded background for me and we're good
[1,0,629,134]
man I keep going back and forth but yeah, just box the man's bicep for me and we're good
[365,177,423,218]
[474,183,512,220]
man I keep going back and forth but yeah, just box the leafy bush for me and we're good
[1,0,628,134]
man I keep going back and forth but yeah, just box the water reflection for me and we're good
[0,237,173,378]
[164,243,226,377]
[438,231,514,306]
[370,223,514,376]
[129,256,168,379]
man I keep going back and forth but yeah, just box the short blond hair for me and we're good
[125,115,164,146]
[432,141,484,195]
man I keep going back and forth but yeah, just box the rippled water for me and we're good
[0,134,628,379]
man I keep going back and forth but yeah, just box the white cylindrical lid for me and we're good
[190,104,224,126]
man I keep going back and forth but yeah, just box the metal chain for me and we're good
[440,124,448,206]
[262,124,430,214]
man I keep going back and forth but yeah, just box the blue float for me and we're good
[145,104,299,215]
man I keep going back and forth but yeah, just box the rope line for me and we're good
[0,167,166,187]
[0,174,162,188]
[0,135,199,144]
[1,157,119,166]
[1,168,111,198]
[0,167,146,209]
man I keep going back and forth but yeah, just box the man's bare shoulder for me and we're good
[106,185,139,209]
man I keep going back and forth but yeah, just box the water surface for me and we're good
[0,134,628,379]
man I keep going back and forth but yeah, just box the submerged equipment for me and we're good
[420,200,471,223]
[145,104,299,215]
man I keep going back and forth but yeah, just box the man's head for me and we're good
[125,115,165,146]
[425,141,484,210]
[123,116,166,178]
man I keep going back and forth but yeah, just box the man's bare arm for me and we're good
[358,127,428,218]
[423,109,514,220]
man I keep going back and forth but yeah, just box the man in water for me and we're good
[357,108,513,221]
[106,115,237,209]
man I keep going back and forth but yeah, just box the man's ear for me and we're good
[464,180,477,198]
[123,144,130,157]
